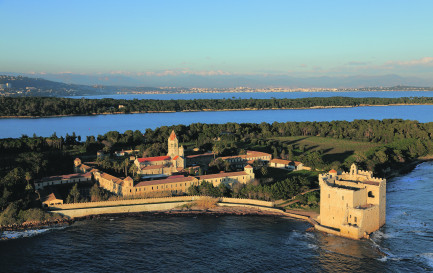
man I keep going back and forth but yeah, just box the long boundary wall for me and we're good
[48,196,202,210]
[48,196,276,219]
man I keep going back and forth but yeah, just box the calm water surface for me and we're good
[1,161,432,272]
[1,105,433,138]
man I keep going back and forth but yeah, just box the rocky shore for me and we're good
[0,218,73,233]
[73,206,287,221]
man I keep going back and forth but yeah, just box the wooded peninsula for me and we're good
[1,96,433,117]
[1,119,433,226]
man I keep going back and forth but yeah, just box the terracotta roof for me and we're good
[169,130,177,140]
[43,193,61,203]
[135,176,196,187]
[246,150,272,157]
[137,156,171,163]
[99,172,123,185]
[198,171,248,180]
[173,155,179,160]
[81,164,92,171]
[244,164,253,169]
[168,175,185,179]
[270,159,292,165]
[37,172,91,183]
[186,153,214,159]
[219,151,271,161]
[293,161,303,166]
[124,177,133,182]
[141,165,165,170]
[40,189,63,203]
[329,169,338,174]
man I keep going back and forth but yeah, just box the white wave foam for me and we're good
[307,243,318,250]
[1,226,65,240]
[303,232,315,239]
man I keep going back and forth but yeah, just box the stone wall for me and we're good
[48,196,202,210]
[55,202,188,218]
[219,197,274,207]
[49,196,276,219]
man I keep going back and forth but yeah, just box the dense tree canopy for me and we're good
[1,96,433,117]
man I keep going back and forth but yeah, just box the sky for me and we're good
[1,0,433,79]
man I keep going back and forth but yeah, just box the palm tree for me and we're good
[124,158,130,177]
[129,164,138,177]
[25,172,33,190]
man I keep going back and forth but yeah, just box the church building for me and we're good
[134,130,185,177]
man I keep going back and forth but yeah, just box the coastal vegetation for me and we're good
[1,119,433,225]
[2,96,433,117]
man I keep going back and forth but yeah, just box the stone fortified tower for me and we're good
[167,130,185,169]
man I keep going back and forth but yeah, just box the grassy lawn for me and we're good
[272,136,380,163]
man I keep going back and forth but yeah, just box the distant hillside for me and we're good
[3,72,433,89]
[0,75,77,89]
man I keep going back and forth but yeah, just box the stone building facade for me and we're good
[317,164,386,239]
[122,165,255,196]
[219,150,272,169]
[134,130,185,176]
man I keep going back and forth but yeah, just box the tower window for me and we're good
[368,191,375,198]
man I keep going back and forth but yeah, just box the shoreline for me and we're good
[1,103,433,119]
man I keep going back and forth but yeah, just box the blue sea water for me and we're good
[1,105,433,138]
[1,161,433,272]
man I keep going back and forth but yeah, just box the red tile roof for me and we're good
[135,176,196,187]
[173,155,179,160]
[140,165,165,170]
[293,161,303,166]
[169,130,177,140]
[99,172,124,185]
[270,159,292,165]
[329,169,338,174]
[198,171,248,180]
[137,156,171,163]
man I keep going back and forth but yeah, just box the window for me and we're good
[368,191,375,198]
[342,196,344,200]
[328,194,330,198]
[354,217,357,223]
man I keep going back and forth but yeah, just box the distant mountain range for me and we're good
[2,72,433,89]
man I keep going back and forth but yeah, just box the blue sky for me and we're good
[1,0,433,78]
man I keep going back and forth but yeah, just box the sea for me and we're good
[1,161,433,272]
[2,90,433,138]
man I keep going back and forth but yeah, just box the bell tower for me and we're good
[167,130,179,158]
